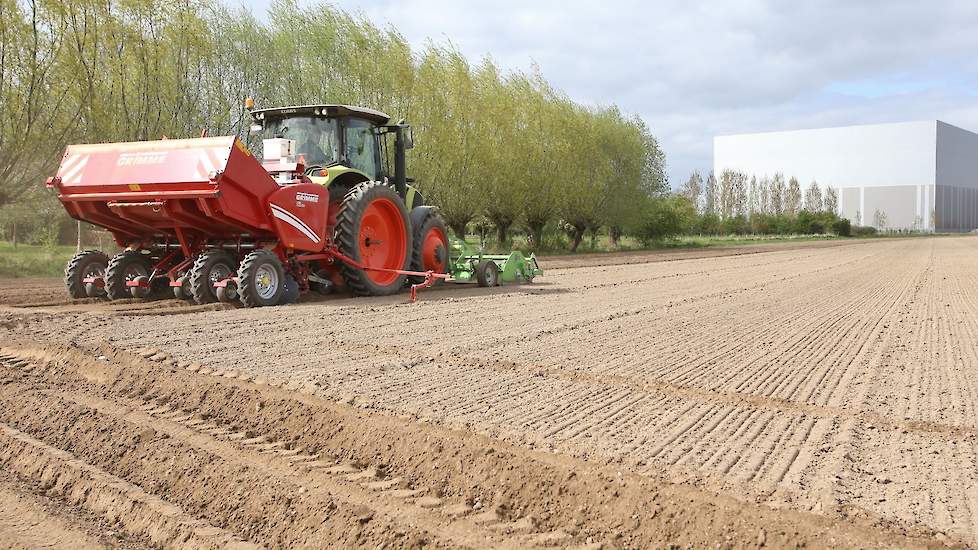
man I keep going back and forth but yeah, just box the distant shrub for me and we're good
[637,195,696,244]
[851,225,877,237]
[831,218,852,236]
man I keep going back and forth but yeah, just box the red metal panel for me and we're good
[56,136,235,189]
[267,183,329,252]
[50,135,283,245]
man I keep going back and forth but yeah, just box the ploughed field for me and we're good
[0,237,974,548]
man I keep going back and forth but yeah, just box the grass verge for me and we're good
[0,242,77,278]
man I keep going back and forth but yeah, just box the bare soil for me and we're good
[0,236,974,548]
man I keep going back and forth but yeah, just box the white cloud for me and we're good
[242,0,978,186]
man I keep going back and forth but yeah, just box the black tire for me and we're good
[408,208,450,285]
[105,250,152,300]
[309,269,334,295]
[279,276,300,305]
[131,275,152,299]
[216,284,238,303]
[334,182,413,296]
[188,250,238,305]
[476,260,499,287]
[64,250,109,299]
[237,249,285,308]
[173,275,190,300]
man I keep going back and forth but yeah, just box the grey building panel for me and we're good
[841,187,861,222]
[714,120,978,232]
[936,185,978,232]
[937,122,978,191]
[864,186,918,229]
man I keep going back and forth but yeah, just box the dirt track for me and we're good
[1,236,974,548]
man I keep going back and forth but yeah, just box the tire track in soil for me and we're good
[0,341,955,549]
[0,350,571,549]
[3,237,977,545]
[0,476,125,550]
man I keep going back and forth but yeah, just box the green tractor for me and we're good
[249,102,541,295]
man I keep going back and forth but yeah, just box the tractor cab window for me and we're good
[343,119,379,180]
[262,117,338,166]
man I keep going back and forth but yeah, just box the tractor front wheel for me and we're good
[237,249,285,308]
[335,182,413,296]
[409,210,449,285]
[105,251,152,300]
[189,250,238,305]
[64,250,109,299]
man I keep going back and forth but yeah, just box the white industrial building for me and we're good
[713,120,978,232]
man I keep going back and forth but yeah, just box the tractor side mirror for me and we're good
[402,126,414,150]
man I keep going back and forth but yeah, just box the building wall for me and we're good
[936,122,978,232]
[714,121,940,230]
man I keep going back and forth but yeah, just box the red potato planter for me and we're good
[50,107,445,307]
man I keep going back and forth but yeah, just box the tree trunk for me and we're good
[447,219,469,240]
[609,225,622,249]
[11,222,16,248]
[588,226,599,249]
[527,221,545,251]
[488,215,511,246]
[569,226,585,252]
[495,223,509,246]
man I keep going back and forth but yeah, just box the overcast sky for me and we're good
[239,0,978,187]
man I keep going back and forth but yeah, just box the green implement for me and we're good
[447,237,543,287]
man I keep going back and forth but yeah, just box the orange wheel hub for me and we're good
[421,226,448,273]
[358,197,408,285]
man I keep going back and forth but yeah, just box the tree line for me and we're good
[627,169,863,243]
[0,0,667,251]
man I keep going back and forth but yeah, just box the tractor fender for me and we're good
[410,205,438,230]
[267,183,329,252]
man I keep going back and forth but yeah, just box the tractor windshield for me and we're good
[262,117,339,166]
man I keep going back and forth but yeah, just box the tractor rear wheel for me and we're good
[334,182,413,296]
[409,210,449,285]
[237,249,285,307]
[64,250,109,299]
[105,251,152,300]
[189,250,237,305]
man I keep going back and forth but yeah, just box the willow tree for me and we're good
[514,71,565,248]
[471,60,522,245]
[0,0,667,251]
[409,45,484,238]
[0,0,82,207]
[599,111,649,247]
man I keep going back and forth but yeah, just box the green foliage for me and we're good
[690,209,853,237]
[635,195,696,244]
[831,218,852,237]
[0,0,666,253]
[852,225,878,237]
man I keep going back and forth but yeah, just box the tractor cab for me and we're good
[248,103,416,205]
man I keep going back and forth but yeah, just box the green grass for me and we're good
[0,242,78,278]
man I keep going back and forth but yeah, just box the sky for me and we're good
[238,0,978,187]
